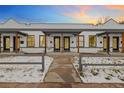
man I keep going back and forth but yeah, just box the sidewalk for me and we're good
[44,54,81,82]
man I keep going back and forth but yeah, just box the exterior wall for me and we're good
[0,31,45,53]
[46,33,77,53]
[20,31,45,53]
[79,31,122,53]
[0,30,122,53]
[1,33,16,52]
[79,31,104,53]
[102,33,122,52]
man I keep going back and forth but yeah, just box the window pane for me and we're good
[89,35,96,47]
[79,42,83,47]
[78,36,84,47]
[79,36,83,41]
[27,35,35,47]
[40,36,45,47]
[6,37,10,49]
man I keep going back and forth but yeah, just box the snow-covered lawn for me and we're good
[0,56,42,62]
[73,57,124,83]
[0,56,53,83]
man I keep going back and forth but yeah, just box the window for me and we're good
[78,35,84,47]
[27,35,35,47]
[39,35,45,47]
[89,35,96,47]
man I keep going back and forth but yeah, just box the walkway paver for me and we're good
[44,54,81,82]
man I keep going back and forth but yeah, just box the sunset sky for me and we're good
[0,5,124,24]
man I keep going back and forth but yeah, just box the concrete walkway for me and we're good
[44,53,81,82]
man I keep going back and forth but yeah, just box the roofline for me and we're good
[0,28,124,31]
[0,18,95,25]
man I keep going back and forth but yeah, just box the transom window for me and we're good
[89,35,96,47]
[39,35,45,47]
[78,35,84,47]
[27,35,35,47]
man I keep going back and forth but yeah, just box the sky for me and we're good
[0,5,124,24]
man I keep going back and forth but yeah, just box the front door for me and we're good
[103,37,110,51]
[54,37,60,52]
[64,37,70,51]
[13,36,20,51]
[113,37,119,52]
[3,36,10,51]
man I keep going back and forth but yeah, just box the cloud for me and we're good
[105,5,124,10]
[63,11,98,24]
[63,12,89,19]
[73,5,92,11]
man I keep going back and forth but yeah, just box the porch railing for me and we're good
[79,55,124,72]
[0,53,45,72]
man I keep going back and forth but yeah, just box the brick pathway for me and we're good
[44,54,81,82]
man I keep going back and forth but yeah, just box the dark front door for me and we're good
[54,37,60,52]
[64,37,70,51]
[3,36,10,51]
[113,37,119,52]
[13,36,20,51]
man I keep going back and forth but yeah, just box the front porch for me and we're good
[0,31,27,53]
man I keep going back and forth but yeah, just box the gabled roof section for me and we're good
[0,18,124,32]
[103,18,119,26]
[4,19,18,24]
[0,18,26,28]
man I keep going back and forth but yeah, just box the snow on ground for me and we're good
[0,56,42,62]
[0,56,53,83]
[73,56,124,83]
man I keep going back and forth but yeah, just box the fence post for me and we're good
[42,54,45,72]
[79,54,82,72]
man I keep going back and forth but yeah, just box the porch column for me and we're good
[106,32,109,54]
[122,32,124,53]
[45,33,47,53]
[61,33,63,52]
[77,33,79,53]
[15,32,19,53]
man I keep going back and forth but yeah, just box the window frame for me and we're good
[27,35,35,48]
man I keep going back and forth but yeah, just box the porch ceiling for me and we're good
[96,31,123,36]
[0,31,28,36]
[42,29,83,33]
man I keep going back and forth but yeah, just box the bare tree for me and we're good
[96,16,110,25]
